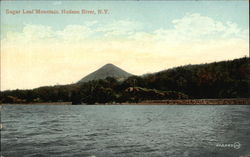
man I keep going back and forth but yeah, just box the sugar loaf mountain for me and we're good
[0,57,250,105]
[78,63,133,83]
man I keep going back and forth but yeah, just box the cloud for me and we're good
[4,23,95,43]
[3,14,247,43]
[151,13,248,42]
[97,20,141,37]
[5,24,54,43]
[56,25,94,42]
[224,21,241,37]
[3,19,141,43]
[172,13,226,35]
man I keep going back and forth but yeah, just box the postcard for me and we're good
[0,0,249,157]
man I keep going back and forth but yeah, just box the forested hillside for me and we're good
[1,57,249,104]
[141,57,249,99]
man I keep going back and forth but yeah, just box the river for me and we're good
[1,105,250,157]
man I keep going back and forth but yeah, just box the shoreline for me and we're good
[1,98,250,105]
[137,98,250,105]
[0,102,72,105]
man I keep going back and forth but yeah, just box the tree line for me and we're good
[1,57,249,104]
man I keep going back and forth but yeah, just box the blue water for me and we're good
[1,105,250,157]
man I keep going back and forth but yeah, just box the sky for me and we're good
[0,0,249,90]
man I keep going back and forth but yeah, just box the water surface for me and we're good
[1,105,250,157]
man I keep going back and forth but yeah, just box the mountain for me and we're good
[78,63,133,83]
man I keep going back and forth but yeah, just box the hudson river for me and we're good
[1,105,250,157]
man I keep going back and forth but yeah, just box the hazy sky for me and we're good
[1,0,249,90]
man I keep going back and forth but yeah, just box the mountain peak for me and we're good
[102,63,116,68]
[78,64,133,83]
[104,63,114,66]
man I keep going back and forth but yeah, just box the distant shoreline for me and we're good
[137,98,250,105]
[1,102,72,105]
[1,98,250,105]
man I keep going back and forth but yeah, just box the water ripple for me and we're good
[1,105,250,157]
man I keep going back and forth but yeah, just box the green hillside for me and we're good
[1,57,249,104]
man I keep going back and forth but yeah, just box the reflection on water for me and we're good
[1,105,250,157]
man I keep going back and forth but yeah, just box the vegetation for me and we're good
[0,57,249,104]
